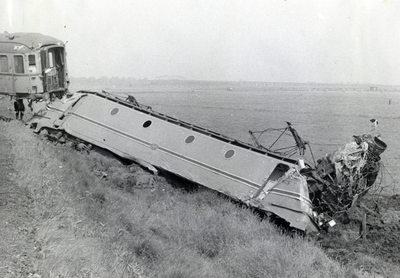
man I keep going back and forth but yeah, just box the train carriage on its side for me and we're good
[0,32,69,100]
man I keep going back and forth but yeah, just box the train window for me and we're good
[224,149,235,159]
[110,108,119,115]
[0,55,8,72]
[28,55,37,73]
[143,120,152,128]
[14,55,24,74]
[185,135,195,144]
[48,52,54,68]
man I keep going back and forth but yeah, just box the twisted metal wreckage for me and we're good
[27,91,387,233]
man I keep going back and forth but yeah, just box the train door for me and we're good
[0,54,14,94]
[41,46,66,94]
[13,54,31,94]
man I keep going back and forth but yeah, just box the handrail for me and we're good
[77,90,299,164]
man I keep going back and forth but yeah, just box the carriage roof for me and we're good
[0,32,65,52]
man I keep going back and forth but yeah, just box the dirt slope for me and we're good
[313,195,400,276]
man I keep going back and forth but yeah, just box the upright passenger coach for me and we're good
[0,32,69,100]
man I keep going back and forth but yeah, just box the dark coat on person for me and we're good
[14,100,25,112]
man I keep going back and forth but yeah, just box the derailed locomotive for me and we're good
[28,90,386,232]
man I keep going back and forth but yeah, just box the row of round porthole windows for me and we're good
[110,108,235,159]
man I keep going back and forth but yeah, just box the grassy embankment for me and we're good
[4,118,369,278]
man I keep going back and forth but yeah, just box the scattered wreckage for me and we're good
[304,134,386,227]
[27,91,386,233]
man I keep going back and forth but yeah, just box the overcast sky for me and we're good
[1,0,400,84]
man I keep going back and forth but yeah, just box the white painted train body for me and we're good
[30,91,319,232]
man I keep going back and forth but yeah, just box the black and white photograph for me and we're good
[1,1,399,277]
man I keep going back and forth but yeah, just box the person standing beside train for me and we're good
[14,99,25,120]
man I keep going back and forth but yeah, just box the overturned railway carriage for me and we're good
[0,32,69,100]
[30,91,386,232]
[31,91,320,232]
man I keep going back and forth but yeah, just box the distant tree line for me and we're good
[70,76,149,86]
[69,76,400,92]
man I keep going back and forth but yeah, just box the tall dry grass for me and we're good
[4,119,373,278]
